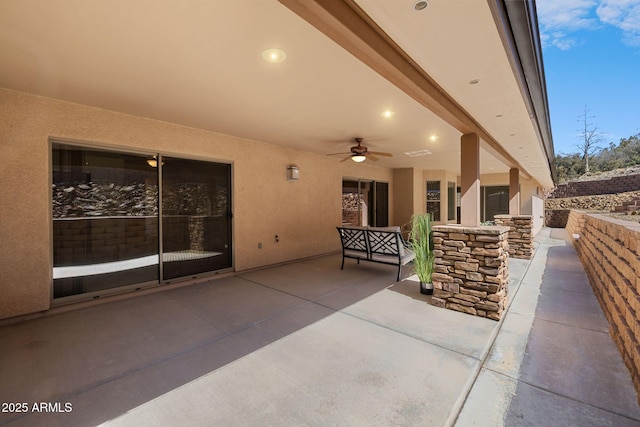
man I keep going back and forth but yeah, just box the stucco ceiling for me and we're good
[0,0,553,187]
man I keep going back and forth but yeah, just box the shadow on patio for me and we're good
[1,229,639,426]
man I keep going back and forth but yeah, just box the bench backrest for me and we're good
[367,229,402,256]
[337,226,405,257]
[337,227,369,254]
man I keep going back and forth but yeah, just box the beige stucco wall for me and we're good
[392,168,423,228]
[0,89,393,319]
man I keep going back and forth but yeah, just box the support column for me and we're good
[509,167,520,215]
[460,133,480,227]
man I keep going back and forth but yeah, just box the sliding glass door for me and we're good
[161,157,232,280]
[52,143,159,298]
[52,143,233,299]
[341,179,388,227]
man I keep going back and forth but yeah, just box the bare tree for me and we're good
[576,104,603,174]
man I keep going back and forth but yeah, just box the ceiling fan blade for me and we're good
[368,154,380,161]
[340,155,352,162]
[326,152,351,156]
[368,151,393,157]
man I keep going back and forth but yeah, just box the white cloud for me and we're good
[596,0,640,46]
[537,0,640,49]
[536,0,598,49]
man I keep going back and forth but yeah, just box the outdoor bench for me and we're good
[336,226,415,281]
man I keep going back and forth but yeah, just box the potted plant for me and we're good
[409,213,435,295]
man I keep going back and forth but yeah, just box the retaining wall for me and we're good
[550,174,640,198]
[566,210,640,402]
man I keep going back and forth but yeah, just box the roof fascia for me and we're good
[488,0,557,184]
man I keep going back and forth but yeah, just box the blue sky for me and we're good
[537,0,640,155]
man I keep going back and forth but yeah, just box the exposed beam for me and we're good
[279,0,532,180]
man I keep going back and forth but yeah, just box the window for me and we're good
[426,181,441,221]
[447,181,456,221]
[481,185,509,222]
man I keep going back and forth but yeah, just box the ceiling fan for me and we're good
[327,138,393,163]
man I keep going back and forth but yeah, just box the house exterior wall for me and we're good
[0,89,393,319]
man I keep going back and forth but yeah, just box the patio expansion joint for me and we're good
[232,275,487,360]
[233,274,390,313]
[532,314,612,335]
[449,240,542,426]
[488,365,640,423]
[339,309,486,362]
[6,286,329,422]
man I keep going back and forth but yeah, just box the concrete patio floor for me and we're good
[1,228,639,426]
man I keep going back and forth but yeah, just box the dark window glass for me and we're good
[52,143,159,298]
[161,157,232,280]
[483,185,509,222]
[426,181,441,222]
[375,182,389,227]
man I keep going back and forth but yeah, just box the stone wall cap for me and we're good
[494,214,532,219]
[585,213,640,233]
[432,224,510,234]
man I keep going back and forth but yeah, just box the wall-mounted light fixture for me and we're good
[286,165,299,181]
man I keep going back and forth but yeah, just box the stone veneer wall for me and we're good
[431,225,510,321]
[566,210,640,403]
[494,215,533,259]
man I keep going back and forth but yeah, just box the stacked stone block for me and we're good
[545,209,570,228]
[566,210,640,404]
[430,225,510,321]
[549,173,640,198]
[494,215,533,259]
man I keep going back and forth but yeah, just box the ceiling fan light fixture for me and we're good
[351,154,366,163]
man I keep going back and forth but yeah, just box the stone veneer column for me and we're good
[494,215,533,259]
[431,225,510,321]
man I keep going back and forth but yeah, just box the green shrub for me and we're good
[409,213,434,283]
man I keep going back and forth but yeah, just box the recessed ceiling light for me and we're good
[414,0,429,10]
[429,135,438,141]
[469,79,480,85]
[381,110,395,118]
[262,48,286,63]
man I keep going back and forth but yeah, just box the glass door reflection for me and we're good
[52,143,159,298]
[161,157,232,280]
